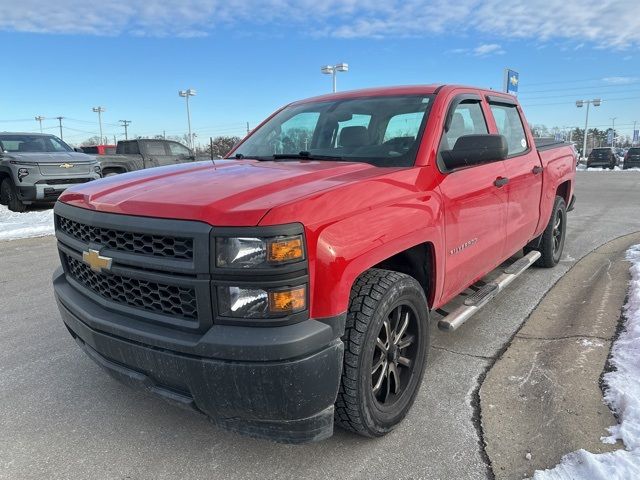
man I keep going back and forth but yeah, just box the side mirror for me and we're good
[442,134,508,171]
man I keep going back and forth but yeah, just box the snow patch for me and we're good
[0,205,55,241]
[577,165,640,172]
[532,245,640,479]
[577,338,604,348]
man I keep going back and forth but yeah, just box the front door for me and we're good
[437,97,509,303]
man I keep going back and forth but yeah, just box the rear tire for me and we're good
[1,179,27,213]
[334,269,429,437]
[525,196,567,268]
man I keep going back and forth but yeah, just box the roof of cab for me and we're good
[290,84,516,105]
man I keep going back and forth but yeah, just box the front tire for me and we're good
[334,269,429,437]
[1,179,27,213]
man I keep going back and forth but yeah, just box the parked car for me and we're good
[97,139,196,176]
[0,132,101,212]
[52,85,576,443]
[586,147,618,169]
[623,147,640,169]
[80,145,116,155]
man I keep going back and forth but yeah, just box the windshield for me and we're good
[0,134,72,153]
[231,95,434,167]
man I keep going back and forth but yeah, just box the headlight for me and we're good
[217,284,307,318]
[216,234,304,268]
[17,168,29,181]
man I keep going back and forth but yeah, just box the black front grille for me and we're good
[65,255,198,320]
[57,215,193,260]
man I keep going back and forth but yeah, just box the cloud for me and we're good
[472,43,505,56]
[449,43,505,57]
[0,0,638,49]
[602,76,638,85]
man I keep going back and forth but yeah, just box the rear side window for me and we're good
[490,104,528,156]
[122,142,140,154]
[627,148,640,154]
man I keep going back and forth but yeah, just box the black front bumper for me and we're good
[54,269,345,443]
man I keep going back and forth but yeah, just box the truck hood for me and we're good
[59,159,388,226]
[5,151,95,164]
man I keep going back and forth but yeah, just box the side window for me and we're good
[440,100,488,152]
[490,104,528,156]
[168,142,191,156]
[122,142,140,154]
[145,141,167,156]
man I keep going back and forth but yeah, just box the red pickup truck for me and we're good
[52,85,576,443]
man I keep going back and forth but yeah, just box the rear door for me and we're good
[437,93,509,302]
[487,97,543,256]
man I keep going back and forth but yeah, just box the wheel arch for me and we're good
[372,242,437,308]
[555,180,572,205]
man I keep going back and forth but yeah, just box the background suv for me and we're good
[0,132,101,212]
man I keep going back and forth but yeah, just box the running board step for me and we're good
[437,250,542,332]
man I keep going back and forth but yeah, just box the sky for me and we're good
[0,0,639,146]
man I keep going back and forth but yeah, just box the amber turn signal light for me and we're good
[268,236,304,263]
[269,286,306,314]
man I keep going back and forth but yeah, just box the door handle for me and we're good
[494,177,509,188]
[532,165,543,175]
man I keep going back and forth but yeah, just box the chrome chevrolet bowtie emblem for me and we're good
[59,163,74,169]
[82,249,112,273]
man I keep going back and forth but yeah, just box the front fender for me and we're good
[306,197,444,318]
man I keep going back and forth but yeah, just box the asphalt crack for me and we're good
[515,333,612,341]
[431,344,496,361]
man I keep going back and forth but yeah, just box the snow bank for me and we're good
[0,205,55,241]
[577,165,640,172]
[532,245,640,479]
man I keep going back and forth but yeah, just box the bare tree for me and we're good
[204,136,242,158]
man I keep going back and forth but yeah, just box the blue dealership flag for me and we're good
[634,129,639,143]
[504,69,519,95]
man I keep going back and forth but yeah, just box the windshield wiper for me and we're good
[272,151,344,161]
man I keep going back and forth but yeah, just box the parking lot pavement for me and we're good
[1,171,640,480]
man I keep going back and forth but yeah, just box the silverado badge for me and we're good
[82,249,112,273]
[59,163,74,169]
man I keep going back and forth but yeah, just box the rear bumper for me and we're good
[623,161,640,169]
[54,269,345,443]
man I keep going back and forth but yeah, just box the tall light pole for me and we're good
[610,117,617,147]
[576,99,601,159]
[634,120,638,146]
[35,116,45,133]
[321,63,349,93]
[92,106,105,145]
[119,120,131,140]
[178,88,196,150]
